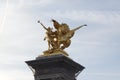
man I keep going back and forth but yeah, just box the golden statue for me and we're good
[38,20,87,56]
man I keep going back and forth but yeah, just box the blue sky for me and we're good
[0,0,120,80]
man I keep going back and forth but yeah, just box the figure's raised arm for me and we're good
[38,20,48,30]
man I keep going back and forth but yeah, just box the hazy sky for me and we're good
[0,0,120,80]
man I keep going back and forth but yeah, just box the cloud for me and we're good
[0,0,8,34]
[0,70,33,80]
[87,72,120,76]
[11,0,55,8]
[39,10,120,24]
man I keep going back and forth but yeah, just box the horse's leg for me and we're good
[48,41,50,50]
[61,40,71,49]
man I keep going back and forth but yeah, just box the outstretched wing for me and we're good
[51,19,61,30]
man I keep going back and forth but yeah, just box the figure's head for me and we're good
[48,27,53,31]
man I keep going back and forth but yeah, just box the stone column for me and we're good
[25,54,85,80]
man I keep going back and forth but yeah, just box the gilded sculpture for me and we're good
[38,19,87,56]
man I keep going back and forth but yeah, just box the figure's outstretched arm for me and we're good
[38,20,48,30]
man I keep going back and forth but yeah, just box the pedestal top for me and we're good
[26,54,85,73]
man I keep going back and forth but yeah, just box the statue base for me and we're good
[41,49,69,56]
[25,54,85,80]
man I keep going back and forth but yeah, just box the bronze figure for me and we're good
[38,20,87,56]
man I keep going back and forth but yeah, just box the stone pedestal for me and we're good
[25,54,85,80]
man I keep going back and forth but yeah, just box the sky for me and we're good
[0,0,120,80]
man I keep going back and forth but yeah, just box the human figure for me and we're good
[51,19,70,49]
[38,21,56,50]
